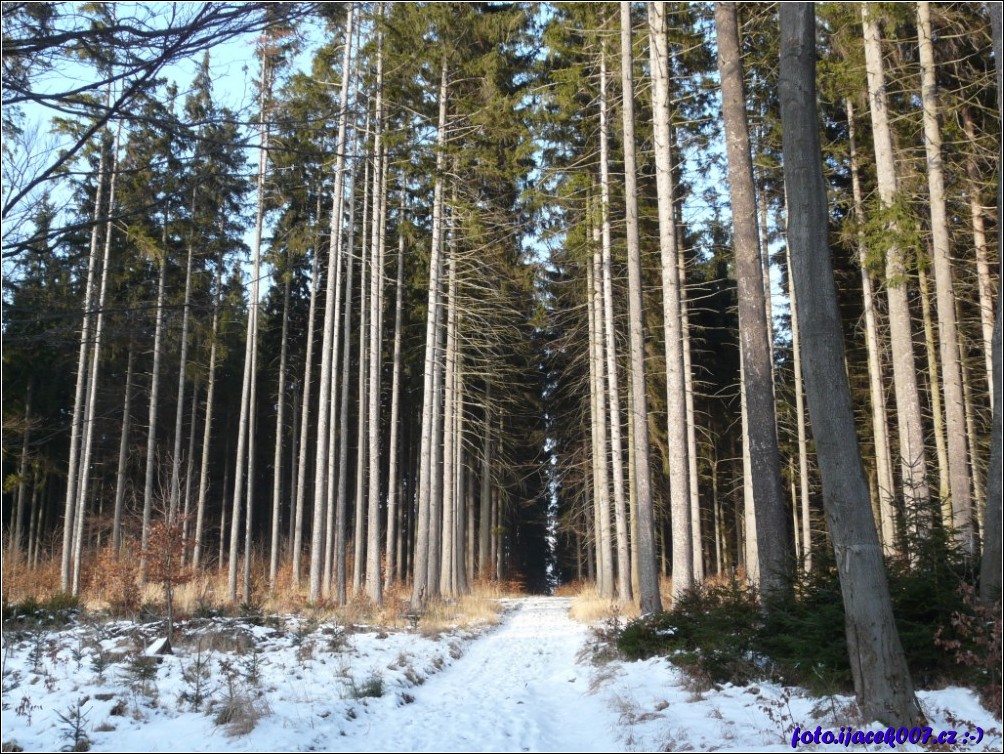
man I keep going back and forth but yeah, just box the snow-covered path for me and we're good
[344,596,620,752]
[3,595,1000,752]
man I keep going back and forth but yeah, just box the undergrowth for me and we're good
[616,521,1001,711]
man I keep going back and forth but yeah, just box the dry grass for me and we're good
[565,575,683,623]
[418,582,513,633]
[568,583,640,623]
[4,549,517,633]
[213,690,271,736]
[2,550,62,604]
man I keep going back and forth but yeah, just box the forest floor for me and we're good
[1,596,999,752]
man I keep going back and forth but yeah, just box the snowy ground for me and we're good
[2,596,999,752]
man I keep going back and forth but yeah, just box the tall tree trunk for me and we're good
[291,205,322,587]
[846,98,896,552]
[74,122,121,592]
[170,226,195,520]
[716,0,791,602]
[465,449,475,591]
[352,139,372,597]
[113,346,134,554]
[384,179,407,590]
[28,484,41,568]
[478,388,493,581]
[62,111,109,592]
[917,1,974,555]
[219,444,229,571]
[229,50,271,602]
[181,379,199,564]
[310,4,354,603]
[289,380,299,549]
[598,36,631,603]
[711,453,722,575]
[962,108,996,405]
[455,372,468,594]
[621,0,660,613]
[979,3,1002,605]
[626,376,639,594]
[785,247,813,571]
[919,264,951,519]
[740,355,757,581]
[590,194,615,599]
[242,220,263,601]
[441,246,459,597]
[14,386,32,555]
[862,5,931,520]
[366,26,386,604]
[333,148,360,603]
[141,250,168,584]
[427,227,448,596]
[958,324,986,509]
[779,5,921,725]
[668,112,702,582]
[269,272,291,589]
[649,0,692,603]
[411,59,449,610]
[192,264,221,571]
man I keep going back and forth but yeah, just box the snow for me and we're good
[2,597,999,752]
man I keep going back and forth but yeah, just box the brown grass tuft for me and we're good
[568,583,640,623]
[2,550,62,605]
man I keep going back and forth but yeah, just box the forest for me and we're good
[2,1,1001,729]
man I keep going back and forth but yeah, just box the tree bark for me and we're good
[621,0,660,613]
[62,109,109,591]
[411,58,449,610]
[979,2,1002,605]
[917,1,974,555]
[141,249,168,584]
[112,346,134,554]
[74,121,122,592]
[384,178,407,590]
[14,386,32,555]
[291,205,322,587]
[649,0,693,603]
[918,264,951,519]
[590,194,615,599]
[228,49,270,602]
[786,246,813,571]
[269,272,291,589]
[962,108,996,405]
[478,385,493,581]
[846,98,896,552]
[862,5,931,519]
[779,4,921,725]
[181,378,199,563]
[716,0,791,602]
[598,35,631,603]
[192,263,221,571]
[170,222,195,521]
[333,134,361,603]
[365,23,386,604]
[309,4,354,602]
[352,135,372,598]
[441,240,459,597]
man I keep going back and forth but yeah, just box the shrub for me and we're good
[56,699,90,752]
[346,672,384,699]
[618,579,763,685]
[935,585,1002,719]
[616,527,991,701]
[3,593,81,627]
[86,546,139,614]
